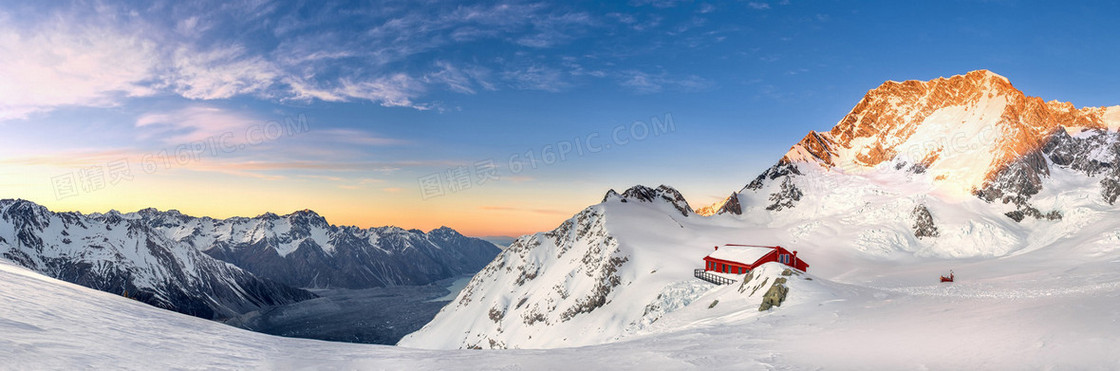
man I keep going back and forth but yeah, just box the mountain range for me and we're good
[0,200,499,319]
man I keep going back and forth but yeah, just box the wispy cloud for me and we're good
[480,206,568,215]
[0,10,159,120]
[503,65,570,92]
[0,1,731,121]
[0,149,139,168]
[309,129,409,146]
[135,106,259,145]
[628,0,693,8]
[0,1,607,120]
[748,2,772,10]
[165,45,278,100]
[423,61,495,94]
[620,70,713,94]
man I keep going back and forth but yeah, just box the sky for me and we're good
[2,0,1119,237]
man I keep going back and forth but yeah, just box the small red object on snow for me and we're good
[940,270,954,283]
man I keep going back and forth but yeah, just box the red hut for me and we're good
[703,244,809,274]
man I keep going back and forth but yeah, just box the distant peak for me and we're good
[601,189,622,203]
[602,184,693,217]
[282,209,328,226]
[282,209,323,219]
[695,192,741,216]
[429,226,463,236]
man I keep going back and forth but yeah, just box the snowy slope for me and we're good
[6,228,1119,369]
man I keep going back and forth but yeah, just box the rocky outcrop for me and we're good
[911,205,940,239]
[758,277,789,311]
[746,161,802,191]
[1040,128,1120,205]
[766,177,803,211]
[603,185,693,217]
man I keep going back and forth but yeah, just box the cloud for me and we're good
[310,129,409,146]
[503,65,569,92]
[0,2,575,119]
[335,74,430,109]
[628,0,693,8]
[479,206,568,215]
[514,12,595,48]
[0,1,723,119]
[0,149,140,168]
[0,11,160,120]
[620,71,713,94]
[748,2,772,10]
[135,106,260,145]
[165,45,278,100]
[423,61,495,94]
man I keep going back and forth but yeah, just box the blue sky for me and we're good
[2,0,1119,236]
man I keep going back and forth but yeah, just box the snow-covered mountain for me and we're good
[185,211,500,289]
[0,199,499,319]
[0,199,314,319]
[726,69,1120,220]
[402,70,1120,350]
[401,185,746,348]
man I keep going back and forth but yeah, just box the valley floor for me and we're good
[222,276,468,345]
[3,247,1119,370]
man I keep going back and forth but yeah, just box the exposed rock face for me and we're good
[766,178,804,211]
[911,205,940,239]
[717,192,743,215]
[695,192,742,216]
[975,151,1049,205]
[737,160,805,213]
[746,161,802,191]
[758,277,789,311]
[0,199,315,319]
[603,185,693,217]
[977,127,1120,220]
[737,266,795,311]
[1040,128,1120,205]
